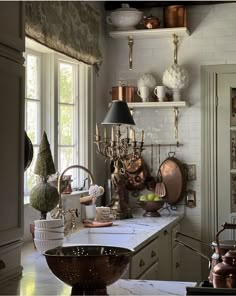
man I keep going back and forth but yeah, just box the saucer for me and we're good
[83,220,113,228]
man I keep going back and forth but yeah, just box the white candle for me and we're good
[111,127,114,141]
[130,128,135,141]
[126,127,129,139]
[133,129,136,142]
[96,123,99,140]
[141,130,144,142]
[104,127,107,141]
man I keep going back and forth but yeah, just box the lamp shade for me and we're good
[102,100,135,125]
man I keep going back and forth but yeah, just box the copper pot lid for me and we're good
[159,155,187,205]
[125,157,143,174]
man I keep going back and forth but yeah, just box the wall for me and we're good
[106,3,236,282]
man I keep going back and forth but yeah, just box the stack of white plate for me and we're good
[34,219,64,254]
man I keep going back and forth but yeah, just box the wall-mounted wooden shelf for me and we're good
[109,27,190,40]
[127,101,188,109]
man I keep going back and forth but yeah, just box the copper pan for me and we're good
[159,153,187,205]
[125,158,148,191]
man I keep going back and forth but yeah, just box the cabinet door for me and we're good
[0,2,24,52]
[139,262,159,280]
[0,56,24,246]
[157,229,172,280]
[172,244,181,281]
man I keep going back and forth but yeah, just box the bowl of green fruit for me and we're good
[138,192,165,217]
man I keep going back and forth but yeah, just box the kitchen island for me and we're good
[0,241,196,295]
[1,213,197,295]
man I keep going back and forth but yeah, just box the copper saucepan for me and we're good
[125,158,148,191]
[111,85,136,102]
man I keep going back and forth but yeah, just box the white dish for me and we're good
[34,219,64,229]
[34,238,64,254]
[34,226,64,233]
[34,230,64,240]
[106,4,143,31]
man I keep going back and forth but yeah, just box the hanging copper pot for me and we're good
[125,158,148,191]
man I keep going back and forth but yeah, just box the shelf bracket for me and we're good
[128,36,134,70]
[174,107,179,145]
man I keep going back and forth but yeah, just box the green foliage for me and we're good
[30,181,59,219]
[34,131,56,178]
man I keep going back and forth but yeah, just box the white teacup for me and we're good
[154,86,166,102]
[85,204,96,220]
[137,86,150,102]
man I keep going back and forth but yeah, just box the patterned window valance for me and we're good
[25,1,103,69]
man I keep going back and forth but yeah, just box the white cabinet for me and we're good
[172,244,181,281]
[0,2,24,284]
[129,223,179,280]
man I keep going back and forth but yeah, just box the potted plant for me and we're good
[30,131,59,220]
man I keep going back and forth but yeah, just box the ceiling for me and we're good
[104,1,236,10]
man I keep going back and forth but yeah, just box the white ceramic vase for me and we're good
[162,64,189,101]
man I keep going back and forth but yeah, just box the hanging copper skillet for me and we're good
[125,158,148,191]
[159,152,187,205]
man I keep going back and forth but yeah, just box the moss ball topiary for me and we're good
[30,181,59,219]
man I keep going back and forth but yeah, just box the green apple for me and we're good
[154,195,161,201]
[139,195,147,201]
[147,193,155,201]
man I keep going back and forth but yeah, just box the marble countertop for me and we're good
[0,242,196,296]
[65,212,184,252]
[1,213,195,295]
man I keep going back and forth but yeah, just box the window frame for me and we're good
[24,39,94,203]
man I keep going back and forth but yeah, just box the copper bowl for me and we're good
[44,245,133,295]
[138,200,165,217]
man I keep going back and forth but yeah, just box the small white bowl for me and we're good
[34,226,64,233]
[34,230,64,240]
[34,238,64,254]
[34,219,64,229]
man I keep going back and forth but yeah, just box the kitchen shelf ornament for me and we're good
[30,131,59,220]
[162,34,189,101]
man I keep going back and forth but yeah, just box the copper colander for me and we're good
[44,245,133,295]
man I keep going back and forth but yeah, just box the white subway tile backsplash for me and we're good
[106,3,236,281]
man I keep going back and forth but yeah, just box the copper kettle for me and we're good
[213,250,236,288]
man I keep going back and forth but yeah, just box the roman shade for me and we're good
[25,1,102,70]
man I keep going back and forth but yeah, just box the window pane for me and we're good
[26,54,40,100]
[24,146,39,195]
[26,100,40,145]
[58,147,73,173]
[59,105,74,145]
[59,63,73,104]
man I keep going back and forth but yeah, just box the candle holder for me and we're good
[95,101,145,219]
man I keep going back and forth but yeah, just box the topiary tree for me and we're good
[30,131,59,220]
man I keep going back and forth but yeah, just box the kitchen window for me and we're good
[24,39,93,203]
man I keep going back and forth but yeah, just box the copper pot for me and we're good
[164,5,186,28]
[175,223,236,284]
[213,250,236,288]
[143,16,160,29]
[111,86,136,102]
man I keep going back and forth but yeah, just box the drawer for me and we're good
[172,224,180,248]
[130,238,159,279]
[0,241,22,284]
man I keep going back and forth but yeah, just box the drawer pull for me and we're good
[164,230,168,236]
[0,260,6,270]
[176,262,180,268]
[151,250,156,258]
[139,259,145,267]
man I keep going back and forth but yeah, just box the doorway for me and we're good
[201,65,236,278]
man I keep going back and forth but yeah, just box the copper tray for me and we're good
[159,156,187,205]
